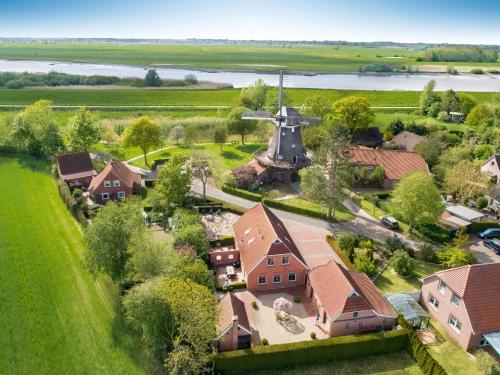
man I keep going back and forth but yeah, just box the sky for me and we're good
[1,0,499,45]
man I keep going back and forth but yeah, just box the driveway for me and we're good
[466,236,500,264]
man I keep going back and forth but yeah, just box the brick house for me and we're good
[88,159,141,204]
[216,292,252,351]
[233,204,308,291]
[56,151,97,189]
[481,154,500,184]
[350,147,429,189]
[307,260,397,336]
[421,264,500,355]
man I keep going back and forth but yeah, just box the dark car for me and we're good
[483,239,500,254]
[381,216,399,229]
[479,228,500,239]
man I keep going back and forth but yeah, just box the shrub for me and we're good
[414,224,453,243]
[293,296,301,303]
[385,236,406,253]
[446,66,458,75]
[184,73,198,84]
[470,68,484,74]
[437,111,450,122]
[387,118,405,135]
[310,332,317,340]
[337,232,360,260]
[418,244,437,263]
[326,236,355,270]
[172,224,209,261]
[251,301,258,310]
[222,184,262,202]
[436,246,476,267]
[232,165,258,189]
[476,196,488,210]
[261,338,269,346]
[487,69,500,75]
[262,199,328,221]
[467,221,500,233]
[475,349,500,375]
[354,252,377,276]
[215,330,409,373]
[391,250,416,277]
[226,280,247,291]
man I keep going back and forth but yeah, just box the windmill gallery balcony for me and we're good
[252,147,311,170]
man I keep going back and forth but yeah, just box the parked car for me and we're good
[483,239,500,254]
[380,216,399,229]
[478,228,500,239]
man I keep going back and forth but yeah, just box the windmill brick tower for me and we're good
[242,71,320,183]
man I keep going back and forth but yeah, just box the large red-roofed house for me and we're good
[421,263,500,355]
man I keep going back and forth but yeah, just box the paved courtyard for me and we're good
[249,290,328,345]
[466,235,500,264]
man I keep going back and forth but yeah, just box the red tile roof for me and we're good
[88,159,141,191]
[309,260,396,319]
[424,263,500,333]
[217,292,251,336]
[247,159,268,176]
[233,204,308,274]
[56,151,96,180]
[350,147,429,180]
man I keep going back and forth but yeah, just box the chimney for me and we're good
[231,314,239,351]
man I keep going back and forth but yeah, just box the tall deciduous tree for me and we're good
[84,201,145,282]
[191,151,219,200]
[122,116,161,166]
[300,124,353,222]
[301,95,332,121]
[444,160,489,203]
[388,172,444,232]
[239,79,268,110]
[67,107,100,151]
[213,125,227,151]
[331,96,374,131]
[171,125,184,145]
[441,89,461,113]
[156,154,192,209]
[465,104,492,126]
[226,107,256,144]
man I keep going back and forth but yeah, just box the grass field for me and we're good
[0,155,150,374]
[243,351,422,375]
[0,43,498,73]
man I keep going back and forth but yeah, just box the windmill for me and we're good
[242,71,320,182]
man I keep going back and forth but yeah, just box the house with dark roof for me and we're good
[306,260,397,336]
[389,131,423,151]
[481,154,500,185]
[216,292,252,351]
[88,159,141,204]
[350,147,429,189]
[352,127,383,148]
[56,151,97,189]
[232,204,309,291]
[421,264,500,355]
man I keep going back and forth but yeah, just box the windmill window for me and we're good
[282,132,285,136]
[292,155,298,164]
[292,144,295,148]
[291,127,295,133]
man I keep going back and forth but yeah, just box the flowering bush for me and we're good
[231,165,257,189]
[273,297,293,320]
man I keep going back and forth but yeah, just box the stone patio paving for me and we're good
[202,211,240,239]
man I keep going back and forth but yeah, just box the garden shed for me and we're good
[387,292,429,329]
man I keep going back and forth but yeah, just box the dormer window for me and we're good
[267,257,275,266]
[248,237,255,246]
[438,280,446,296]
[244,228,251,236]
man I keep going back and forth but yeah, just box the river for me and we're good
[0,59,499,92]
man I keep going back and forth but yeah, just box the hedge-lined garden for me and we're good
[56,179,88,228]
[215,329,409,373]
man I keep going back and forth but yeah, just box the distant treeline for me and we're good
[0,71,120,89]
[418,47,498,63]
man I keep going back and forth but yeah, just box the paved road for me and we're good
[192,180,424,249]
[466,236,500,264]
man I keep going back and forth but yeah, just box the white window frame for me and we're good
[117,191,126,199]
[273,274,281,284]
[216,255,222,261]
[282,256,289,265]
[228,254,234,260]
[101,192,110,200]
[267,257,275,266]
[103,180,111,188]
[451,293,461,308]
[438,280,446,296]
[288,272,296,282]
[258,275,267,285]
[448,315,462,334]
[113,180,121,187]
[428,295,439,311]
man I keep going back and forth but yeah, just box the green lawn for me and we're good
[274,197,355,222]
[1,43,499,73]
[243,351,422,375]
[374,261,445,295]
[0,155,150,374]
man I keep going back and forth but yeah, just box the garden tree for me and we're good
[165,341,199,375]
[213,125,227,151]
[144,68,161,87]
[171,125,184,145]
[67,107,100,151]
[183,126,198,148]
[172,224,209,261]
[474,144,495,160]
[432,145,474,181]
[191,151,220,199]
[156,277,217,372]
[391,250,416,277]
[418,243,437,263]
[388,172,444,232]
[239,79,268,110]
[123,278,176,351]
[302,126,327,151]
[231,164,257,189]
[436,246,476,267]
[265,87,291,114]
[84,201,145,282]
[10,99,64,159]
[444,160,488,203]
[458,93,476,115]
[156,154,192,209]
[419,80,438,116]
[302,123,353,221]
[122,116,161,166]
[301,95,332,121]
[466,103,492,126]
[441,89,461,113]
[336,232,360,261]
[331,96,374,131]
[475,349,500,375]
[387,118,405,135]
[413,136,446,167]
[226,107,256,144]
[384,236,407,253]
[353,251,377,276]
[452,227,469,247]
[299,166,328,208]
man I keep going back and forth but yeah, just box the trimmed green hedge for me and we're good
[221,184,262,202]
[262,198,328,221]
[205,196,247,215]
[414,224,453,244]
[209,236,235,247]
[215,329,409,373]
[56,179,88,228]
[326,235,355,270]
[398,316,447,375]
[466,221,500,233]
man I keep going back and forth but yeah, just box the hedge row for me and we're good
[209,236,235,247]
[221,185,262,202]
[398,316,447,375]
[326,235,355,270]
[56,179,88,228]
[414,224,454,244]
[0,144,17,154]
[204,196,247,215]
[466,221,500,233]
[215,329,409,373]
[262,198,328,221]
